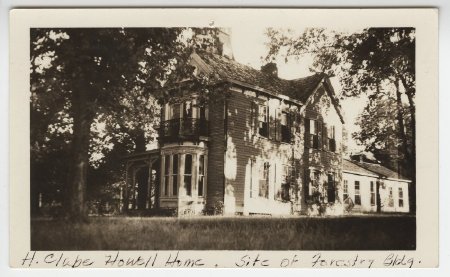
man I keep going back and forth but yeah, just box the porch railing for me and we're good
[159,118,209,141]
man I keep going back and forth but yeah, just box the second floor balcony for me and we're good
[159,118,209,142]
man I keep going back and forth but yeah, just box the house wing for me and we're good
[298,75,345,124]
[351,161,411,182]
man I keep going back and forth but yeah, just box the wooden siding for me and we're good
[300,84,344,215]
[224,88,301,214]
[205,98,226,209]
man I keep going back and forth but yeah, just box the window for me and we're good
[388,187,394,207]
[164,155,170,196]
[398,187,404,207]
[172,154,179,196]
[198,155,205,197]
[281,112,291,143]
[277,164,293,201]
[343,180,349,200]
[309,119,321,149]
[354,181,361,205]
[259,162,269,198]
[182,101,193,118]
[165,103,181,120]
[327,173,335,203]
[184,154,192,196]
[370,181,376,206]
[328,125,336,152]
[305,169,319,200]
[258,104,269,137]
[311,170,320,199]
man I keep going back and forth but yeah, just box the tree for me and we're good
[353,87,413,178]
[265,27,416,210]
[31,27,222,220]
[30,28,214,220]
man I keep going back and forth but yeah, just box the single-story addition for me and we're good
[342,159,410,213]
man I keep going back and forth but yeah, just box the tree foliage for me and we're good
[30,28,219,219]
[265,27,415,170]
[266,27,416,211]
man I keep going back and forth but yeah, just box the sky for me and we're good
[229,27,366,153]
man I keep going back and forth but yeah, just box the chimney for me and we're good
[195,28,234,60]
[216,28,234,60]
[261,62,278,77]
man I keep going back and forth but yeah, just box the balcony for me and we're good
[159,118,209,142]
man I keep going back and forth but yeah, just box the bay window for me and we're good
[172,154,178,196]
[164,155,170,196]
[184,154,193,196]
[198,155,205,197]
[161,152,207,198]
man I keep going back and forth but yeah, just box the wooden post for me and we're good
[147,158,152,209]
[123,161,130,213]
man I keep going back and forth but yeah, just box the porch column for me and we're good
[123,161,130,212]
[147,157,152,209]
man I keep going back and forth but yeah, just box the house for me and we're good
[122,29,409,216]
[342,159,410,213]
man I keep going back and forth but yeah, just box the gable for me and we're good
[301,80,345,124]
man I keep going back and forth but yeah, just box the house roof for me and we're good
[352,161,410,181]
[192,51,326,103]
[343,159,411,182]
[343,159,378,177]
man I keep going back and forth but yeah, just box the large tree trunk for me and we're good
[398,76,416,214]
[66,89,93,221]
[398,76,416,152]
[394,79,411,165]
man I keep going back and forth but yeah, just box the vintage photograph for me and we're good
[28,25,418,251]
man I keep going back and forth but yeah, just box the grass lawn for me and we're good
[31,215,416,250]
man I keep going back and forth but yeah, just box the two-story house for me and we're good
[122,29,409,216]
[123,30,345,216]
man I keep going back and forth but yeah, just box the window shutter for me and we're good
[269,109,275,140]
[289,112,295,143]
[304,118,310,148]
[276,108,282,141]
[317,120,322,149]
[304,169,310,200]
[268,112,273,140]
[251,102,258,136]
[322,122,328,151]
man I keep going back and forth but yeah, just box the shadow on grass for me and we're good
[31,215,416,250]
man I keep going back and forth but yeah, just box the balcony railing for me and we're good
[159,118,209,142]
